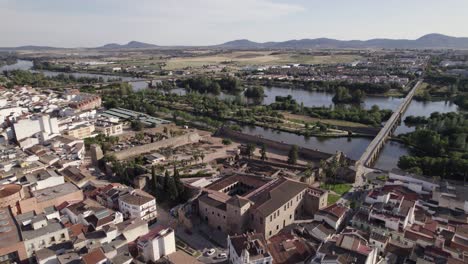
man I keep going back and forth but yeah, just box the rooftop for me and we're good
[0,207,21,248]
[249,177,310,216]
[119,192,154,206]
[229,233,271,260]
[32,182,81,202]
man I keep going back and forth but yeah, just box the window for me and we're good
[260,217,263,224]
[61,233,66,239]
[284,205,286,211]
[290,214,292,219]
[270,215,272,222]
[276,225,279,230]
[269,231,272,236]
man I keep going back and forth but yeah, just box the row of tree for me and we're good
[332,87,365,104]
[180,76,242,95]
[398,112,468,180]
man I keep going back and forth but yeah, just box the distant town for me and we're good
[0,36,467,264]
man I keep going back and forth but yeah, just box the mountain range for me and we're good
[2,34,468,50]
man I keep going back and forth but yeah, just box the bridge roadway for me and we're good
[354,80,422,184]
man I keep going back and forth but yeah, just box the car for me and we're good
[217,253,227,259]
[206,249,216,256]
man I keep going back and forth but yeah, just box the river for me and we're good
[2,60,460,171]
[0,59,149,90]
[240,125,412,171]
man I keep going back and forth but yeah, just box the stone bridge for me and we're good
[354,80,422,184]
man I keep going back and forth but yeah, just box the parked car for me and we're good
[206,249,216,256]
[217,253,227,259]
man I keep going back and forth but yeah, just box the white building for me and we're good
[227,233,273,264]
[137,228,176,262]
[15,210,70,258]
[13,115,60,142]
[118,191,157,221]
[19,169,65,191]
[314,204,349,230]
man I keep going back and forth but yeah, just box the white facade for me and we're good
[31,175,65,191]
[315,214,342,230]
[118,194,157,221]
[0,107,27,124]
[227,237,273,264]
[13,115,60,142]
[138,228,176,262]
[388,172,438,194]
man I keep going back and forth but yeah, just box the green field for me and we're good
[321,183,352,195]
[284,112,369,128]
[327,194,341,205]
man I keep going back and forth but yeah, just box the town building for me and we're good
[18,182,84,214]
[15,208,70,258]
[118,190,157,221]
[66,124,95,139]
[0,207,28,263]
[314,203,350,230]
[227,232,273,264]
[137,227,176,262]
[198,174,327,239]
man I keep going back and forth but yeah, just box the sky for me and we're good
[1,0,468,47]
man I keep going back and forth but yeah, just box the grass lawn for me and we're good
[321,183,352,195]
[283,112,369,128]
[328,194,341,205]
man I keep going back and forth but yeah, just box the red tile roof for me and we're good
[82,248,106,264]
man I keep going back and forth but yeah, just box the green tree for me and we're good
[246,143,256,159]
[260,144,267,161]
[163,170,170,189]
[166,177,179,201]
[288,145,298,164]
[131,120,144,131]
[135,133,144,141]
[151,166,157,188]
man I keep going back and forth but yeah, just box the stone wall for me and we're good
[216,127,333,162]
[112,132,201,160]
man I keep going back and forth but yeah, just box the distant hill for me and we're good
[97,41,158,49]
[0,45,61,51]
[217,34,468,49]
[2,34,468,50]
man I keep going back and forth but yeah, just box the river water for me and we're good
[2,60,460,171]
[0,60,149,90]
[171,87,458,171]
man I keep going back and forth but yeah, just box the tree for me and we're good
[151,166,157,188]
[163,170,170,189]
[246,143,256,159]
[222,139,232,145]
[260,144,267,161]
[244,86,264,99]
[131,120,144,131]
[166,177,179,201]
[173,167,185,201]
[135,133,144,141]
[288,145,298,165]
